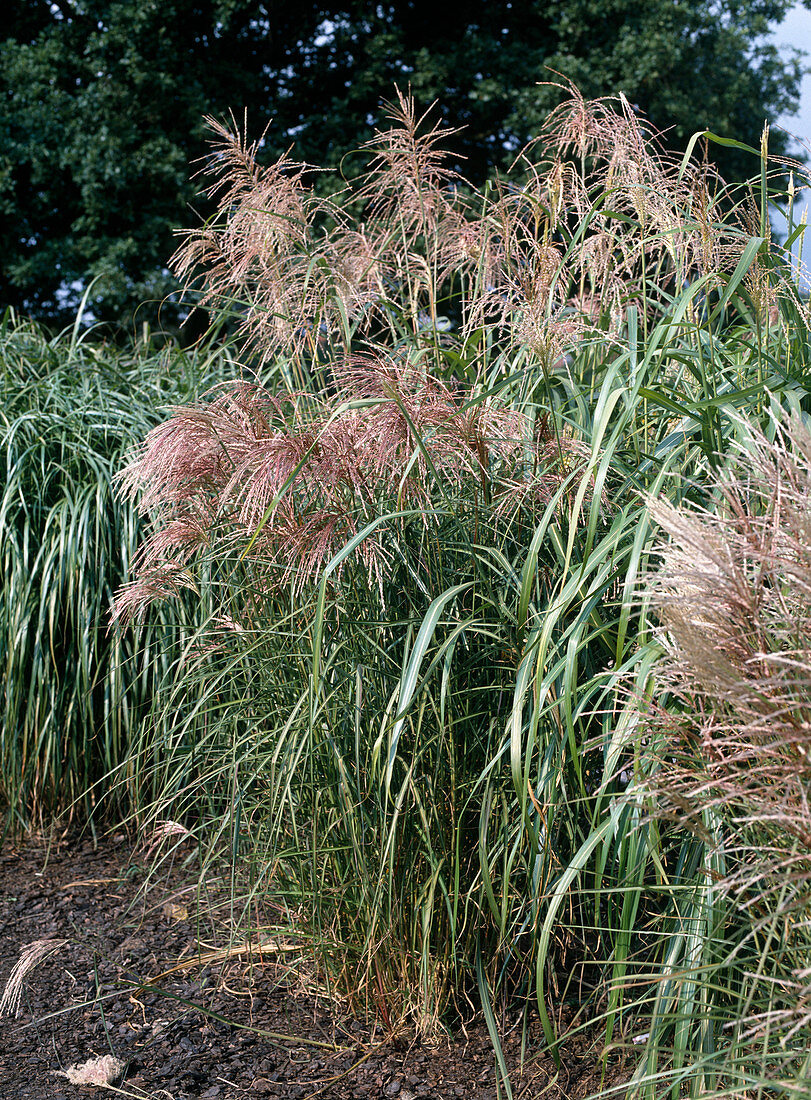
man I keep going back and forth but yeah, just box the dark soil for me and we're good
[0,836,609,1099]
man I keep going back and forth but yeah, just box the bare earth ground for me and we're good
[0,837,611,1099]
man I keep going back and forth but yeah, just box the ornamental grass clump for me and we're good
[0,313,232,828]
[632,413,811,1097]
[111,82,811,1076]
[110,344,590,1038]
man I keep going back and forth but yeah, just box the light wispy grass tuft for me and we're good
[54,1055,126,1086]
[630,411,811,1096]
[0,939,68,1018]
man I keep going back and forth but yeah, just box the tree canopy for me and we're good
[1,0,806,331]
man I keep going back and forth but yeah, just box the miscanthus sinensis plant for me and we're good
[0,312,231,829]
[115,84,808,626]
[627,413,811,1098]
[113,83,811,1086]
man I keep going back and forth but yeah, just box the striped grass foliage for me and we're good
[114,87,811,1092]
[0,311,231,828]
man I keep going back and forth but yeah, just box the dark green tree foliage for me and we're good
[0,0,805,330]
[1,0,267,329]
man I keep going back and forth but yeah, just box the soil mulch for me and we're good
[0,836,608,1099]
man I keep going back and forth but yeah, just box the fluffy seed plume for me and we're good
[112,353,581,624]
[53,1054,125,1086]
[641,412,811,1047]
